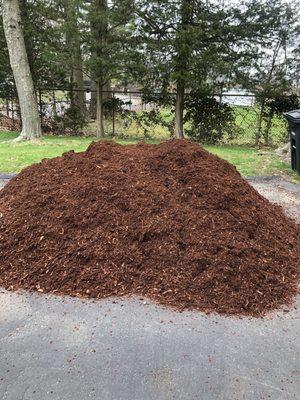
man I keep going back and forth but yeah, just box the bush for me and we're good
[103,96,130,118]
[184,93,236,144]
[131,109,174,139]
[266,94,299,115]
[263,94,300,144]
[52,104,86,135]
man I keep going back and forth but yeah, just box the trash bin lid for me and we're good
[284,110,300,123]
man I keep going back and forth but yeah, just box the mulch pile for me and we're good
[0,114,21,131]
[0,140,299,316]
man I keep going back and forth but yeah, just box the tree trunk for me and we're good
[52,90,57,118]
[256,40,281,146]
[264,109,273,146]
[6,99,9,117]
[96,81,105,138]
[256,98,265,146]
[173,0,193,139]
[2,0,41,140]
[73,63,86,114]
[90,80,111,120]
[11,100,15,120]
[175,81,185,138]
[19,0,34,78]
[103,81,112,100]
[65,0,86,115]
[90,81,97,120]
[90,0,109,132]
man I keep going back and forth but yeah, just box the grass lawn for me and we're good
[0,131,298,181]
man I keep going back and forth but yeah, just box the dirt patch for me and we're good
[0,140,299,316]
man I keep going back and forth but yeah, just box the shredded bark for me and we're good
[0,114,21,131]
[0,139,299,316]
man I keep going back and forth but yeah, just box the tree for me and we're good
[63,0,86,115]
[87,0,135,137]
[290,45,300,94]
[135,0,297,140]
[173,0,193,138]
[135,0,235,138]
[88,0,108,137]
[0,16,16,111]
[1,0,41,140]
[18,0,69,92]
[236,3,298,145]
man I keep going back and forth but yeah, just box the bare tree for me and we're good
[2,0,41,141]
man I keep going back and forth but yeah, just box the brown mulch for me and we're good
[0,114,21,131]
[0,139,299,317]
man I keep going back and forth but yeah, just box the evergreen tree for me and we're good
[19,0,68,90]
[61,0,86,115]
[235,2,298,145]
[135,0,297,138]
[86,0,135,137]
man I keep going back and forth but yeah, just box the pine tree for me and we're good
[63,0,86,115]
[135,0,296,139]
[19,0,68,91]
[235,3,298,145]
[87,0,135,137]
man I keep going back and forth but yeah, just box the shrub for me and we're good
[131,109,174,139]
[266,94,299,115]
[185,93,236,144]
[52,104,86,135]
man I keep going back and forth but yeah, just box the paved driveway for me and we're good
[0,174,299,400]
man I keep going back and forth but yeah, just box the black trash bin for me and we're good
[284,110,300,175]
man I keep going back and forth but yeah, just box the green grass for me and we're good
[0,131,298,182]
[206,145,298,179]
[0,131,159,173]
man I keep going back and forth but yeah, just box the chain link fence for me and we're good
[0,89,298,146]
